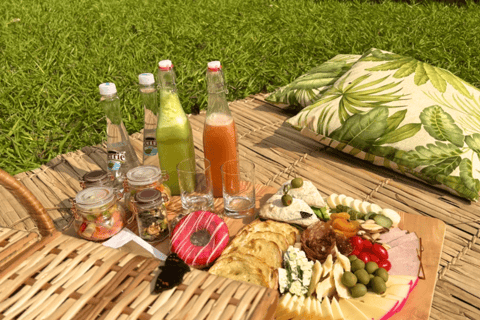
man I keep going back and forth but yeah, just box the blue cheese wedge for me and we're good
[260,195,319,227]
[280,246,314,296]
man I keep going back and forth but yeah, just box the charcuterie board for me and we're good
[149,184,446,320]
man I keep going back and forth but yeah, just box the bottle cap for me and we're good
[138,73,155,85]
[158,60,173,71]
[75,187,116,211]
[135,188,162,204]
[208,61,222,71]
[126,165,162,186]
[99,83,117,95]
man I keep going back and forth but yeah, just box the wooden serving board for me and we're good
[152,185,446,320]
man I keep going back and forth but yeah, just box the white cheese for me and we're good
[367,203,382,213]
[341,196,355,208]
[335,194,347,206]
[327,194,338,209]
[289,280,304,296]
[278,268,288,294]
[276,180,326,208]
[359,201,371,214]
[260,195,319,227]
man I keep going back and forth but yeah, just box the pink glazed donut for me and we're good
[171,210,229,268]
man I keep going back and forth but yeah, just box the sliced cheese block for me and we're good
[385,284,411,301]
[321,298,335,320]
[289,296,305,320]
[341,196,355,208]
[338,299,369,320]
[275,293,292,318]
[259,195,319,227]
[351,199,363,213]
[386,275,417,287]
[275,180,326,208]
[332,262,350,299]
[331,297,346,320]
[297,296,312,320]
[334,246,351,272]
[327,194,338,209]
[322,254,333,278]
[353,293,399,312]
[315,298,324,318]
[307,260,323,297]
[335,194,347,207]
[277,294,299,320]
[348,299,388,320]
[359,202,371,214]
[316,274,334,298]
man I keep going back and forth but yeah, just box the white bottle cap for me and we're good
[138,73,155,85]
[208,61,222,71]
[99,82,117,95]
[158,60,173,70]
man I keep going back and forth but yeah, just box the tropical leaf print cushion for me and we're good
[287,48,480,201]
[266,54,361,110]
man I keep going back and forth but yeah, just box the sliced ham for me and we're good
[379,228,407,244]
[387,232,419,249]
[387,238,420,277]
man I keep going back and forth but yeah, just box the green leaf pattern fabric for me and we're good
[266,54,361,110]
[287,48,480,201]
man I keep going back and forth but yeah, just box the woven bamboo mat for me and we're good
[0,93,479,319]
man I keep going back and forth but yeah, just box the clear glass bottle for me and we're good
[134,188,169,243]
[203,61,239,197]
[156,60,195,195]
[139,73,159,166]
[124,165,171,213]
[73,186,125,241]
[99,83,140,189]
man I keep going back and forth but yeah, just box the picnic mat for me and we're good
[0,93,479,319]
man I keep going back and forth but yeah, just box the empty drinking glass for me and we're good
[177,158,214,213]
[221,159,255,219]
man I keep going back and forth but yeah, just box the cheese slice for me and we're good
[353,293,399,312]
[335,194,347,206]
[277,295,298,320]
[275,293,292,317]
[334,246,351,272]
[348,299,387,320]
[297,297,312,320]
[385,284,410,300]
[386,275,417,287]
[330,297,346,320]
[290,296,305,320]
[332,262,350,299]
[321,298,334,320]
[322,254,333,278]
[307,260,323,297]
[315,298,324,319]
[316,274,334,298]
[338,299,369,320]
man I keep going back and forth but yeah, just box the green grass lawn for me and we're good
[1,0,480,175]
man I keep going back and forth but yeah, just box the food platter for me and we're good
[148,183,445,320]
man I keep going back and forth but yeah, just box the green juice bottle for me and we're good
[156,60,195,195]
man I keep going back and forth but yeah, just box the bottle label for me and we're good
[144,137,158,156]
[107,150,126,171]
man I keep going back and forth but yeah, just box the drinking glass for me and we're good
[221,159,255,219]
[177,158,214,213]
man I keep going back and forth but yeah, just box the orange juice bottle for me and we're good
[203,61,239,197]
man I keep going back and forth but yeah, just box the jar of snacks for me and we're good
[125,166,171,213]
[134,188,169,242]
[81,170,114,189]
[73,187,125,241]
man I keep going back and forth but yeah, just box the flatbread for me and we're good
[275,180,326,208]
[259,195,319,227]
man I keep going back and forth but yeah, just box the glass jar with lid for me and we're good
[73,187,125,241]
[81,170,114,189]
[134,188,169,242]
[125,165,171,213]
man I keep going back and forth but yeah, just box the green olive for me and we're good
[354,269,370,285]
[370,276,387,294]
[365,261,379,274]
[291,178,304,189]
[348,255,358,262]
[351,259,365,273]
[341,271,358,288]
[369,274,375,280]
[375,268,389,282]
[374,214,393,228]
[349,283,367,298]
[281,194,293,206]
